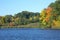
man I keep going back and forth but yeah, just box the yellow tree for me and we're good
[40,9,47,27]
[0,16,5,26]
[52,15,60,28]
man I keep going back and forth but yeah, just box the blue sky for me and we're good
[0,0,56,16]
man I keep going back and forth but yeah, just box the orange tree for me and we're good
[40,7,52,28]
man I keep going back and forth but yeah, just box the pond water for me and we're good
[0,28,60,40]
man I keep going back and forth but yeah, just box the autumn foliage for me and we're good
[40,7,52,27]
[40,5,60,28]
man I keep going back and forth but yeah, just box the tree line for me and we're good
[0,11,40,27]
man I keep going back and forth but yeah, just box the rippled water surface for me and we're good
[0,28,60,40]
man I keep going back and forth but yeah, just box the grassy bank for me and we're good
[0,22,40,28]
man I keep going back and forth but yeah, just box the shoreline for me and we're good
[0,27,60,30]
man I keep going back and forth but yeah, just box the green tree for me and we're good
[4,15,12,23]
